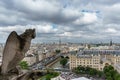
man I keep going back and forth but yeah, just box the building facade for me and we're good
[69,50,120,71]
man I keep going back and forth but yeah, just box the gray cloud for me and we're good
[0,0,120,43]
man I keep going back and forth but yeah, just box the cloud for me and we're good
[0,0,120,43]
[73,11,99,25]
[105,28,117,33]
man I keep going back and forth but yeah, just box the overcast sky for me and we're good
[0,0,120,43]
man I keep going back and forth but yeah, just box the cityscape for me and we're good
[0,0,120,80]
[0,41,120,80]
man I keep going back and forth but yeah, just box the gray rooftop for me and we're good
[70,50,120,56]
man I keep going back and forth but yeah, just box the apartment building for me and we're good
[69,50,120,71]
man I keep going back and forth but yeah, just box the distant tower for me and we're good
[35,50,39,63]
[110,39,112,46]
[59,37,61,50]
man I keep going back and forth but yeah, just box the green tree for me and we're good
[19,61,29,69]
[103,65,113,74]
[61,56,64,58]
[55,49,61,54]
[114,73,120,80]
[78,66,85,73]
[106,76,112,80]
[89,69,96,76]
[60,58,68,67]
[73,68,80,74]
[72,65,105,78]
[117,77,120,80]
[97,71,103,77]
[65,56,69,59]
[106,72,111,77]
[103,65,120,80]
[45,74,51,80]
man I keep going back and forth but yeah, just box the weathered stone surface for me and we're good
[0,29,46,80]
[10,70,31,80]
[1,29,36,75]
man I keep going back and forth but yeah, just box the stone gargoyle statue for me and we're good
[0,29,36,80]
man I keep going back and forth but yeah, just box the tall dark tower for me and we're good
[110,39,112,46]
[59,37,61,50]
[35,50,39,63]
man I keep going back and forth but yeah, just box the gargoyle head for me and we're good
[25,29,36,39]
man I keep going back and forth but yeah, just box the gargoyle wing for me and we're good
[1,31,20,74]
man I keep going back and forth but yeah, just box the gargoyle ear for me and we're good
[25,29,29,32]
[33,28,35,32]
